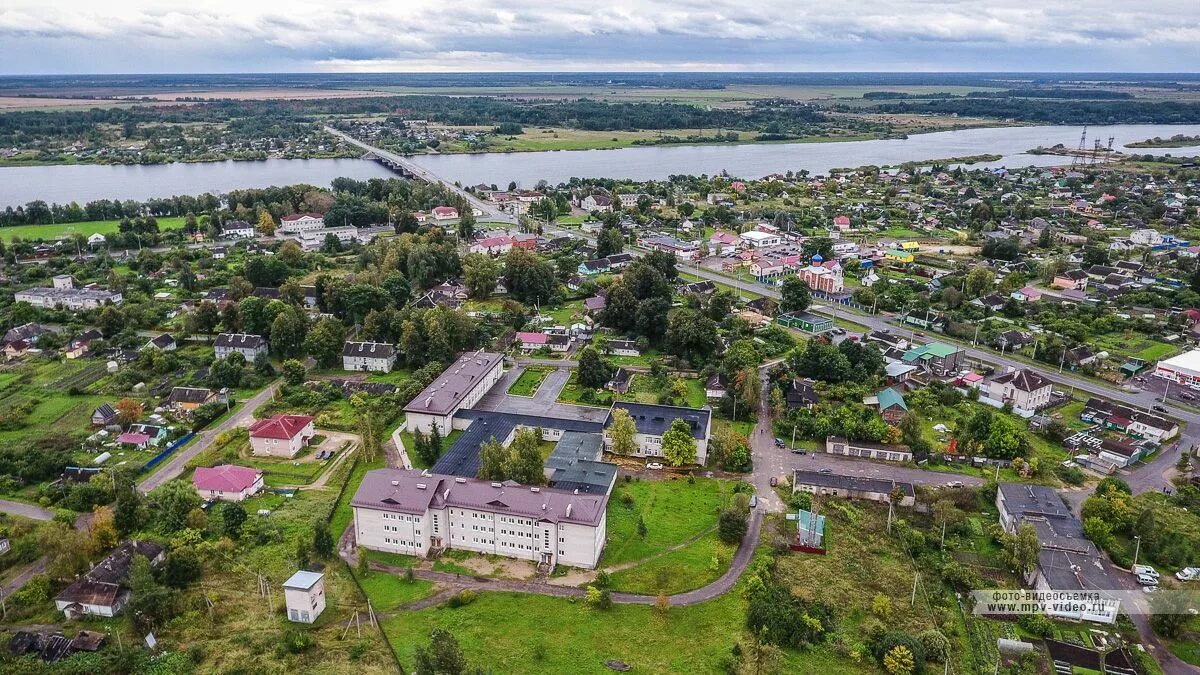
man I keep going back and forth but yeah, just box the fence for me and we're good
[139,432,196,473]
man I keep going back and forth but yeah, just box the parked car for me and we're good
[646,462,664,470]
[1134,565,1160,580]
[1182,392,1196,401]
[819,468,833,474]
[1152,405,1167,413]
[1176,567,1200,581]
[748,495,758,509]
[1136,573,1159,586]
[774,439,785,448]
[946,481,964,488]
[791,449,807,455]
[1143,585,1158,594]
[769,476,778,487]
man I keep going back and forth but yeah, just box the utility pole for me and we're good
[1132,535,1142,571]
[911,572,919,606]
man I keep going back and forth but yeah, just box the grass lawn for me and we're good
[607,531,735,595]
[365,368,414,385]
[330,455,387,538]
[0,215,187,242]
[602,477,731,568]
[614,374,707,409]
[507,366,553,397]
[355,569,437,612]
[1091,333,1178,363]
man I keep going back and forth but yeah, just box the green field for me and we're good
[615,374,707,409]
[607,530,734,595]
[507,366,553,397]
[0,215,188,242]
[602,477,729,568]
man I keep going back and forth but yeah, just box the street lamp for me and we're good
[1132,535,1142,571]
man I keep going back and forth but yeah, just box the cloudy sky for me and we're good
[2,0,1199,74]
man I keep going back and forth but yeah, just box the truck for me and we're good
[1133,565,1160,580]
[1177,567,1200,582]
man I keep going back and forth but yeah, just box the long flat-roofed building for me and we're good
[404,351,505,434]
[351,468,607,570]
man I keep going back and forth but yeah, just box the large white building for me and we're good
[404,351,506,434]
[278,213,325,234]
[739,230,781,248]
[342,341,397,372]
[1154,349,1200,390]
[351,468,608,570]
[214,333,268,360]
[14,286,123,310]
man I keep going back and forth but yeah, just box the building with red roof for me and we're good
[249,414,316,458]
[193,465,264,502]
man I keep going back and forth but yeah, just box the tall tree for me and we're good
[661,418,698,466]
[608,408,638,456]
[304,317,346,369]
[462,253,500,299]
[577,347,612,389]
[780,277,811,314]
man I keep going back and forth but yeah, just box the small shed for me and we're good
[283,570,326,624]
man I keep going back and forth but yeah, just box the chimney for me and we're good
[566,504,573,518]
[391,480,399,486]
[416,483,427,490]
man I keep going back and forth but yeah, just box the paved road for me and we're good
[137,383,278,494]
[0,500,54,521]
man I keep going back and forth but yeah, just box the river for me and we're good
[3,124,1200,208]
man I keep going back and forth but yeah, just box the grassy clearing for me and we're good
[330,455,387,538]
[602,477,730,568]
[399,429,463,470]
[507,366,553,397]
[0,216,187,242]
[614,374,707,409]
[607,531,734,595]
[356,569,437,612]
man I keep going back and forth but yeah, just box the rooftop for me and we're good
[282,570,324,591]
[608,401,710,439]
[792,469,915,498]
[403,351,504,416]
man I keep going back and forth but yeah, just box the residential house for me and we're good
[65,329,103,359]
[431,206,459,221]
[705,373,728,401]
[1081,397,1178,442]
[14,286,123,311]
[165,387,217,414]
[901,342,966,377]
[53,541,166,619]
[283,571,326,624]
[220,220,255,239]
[1052,270,1089,291]
[988,369,1053,411]
[249,414,316,458]
[143,333,176,351]
[214,333,268,361]
[884,249,914,264]
[342,341,397,372]
[606,367,633,394]
[192,464,265,502]
[824,436,913,462]
[865,387,908,424]
[786,378,820,409]
[602,339,639,357]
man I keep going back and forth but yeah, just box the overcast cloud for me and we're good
[2,0,1199,74]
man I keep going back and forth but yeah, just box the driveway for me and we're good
[138,383,278,494]
[472,366,608,423]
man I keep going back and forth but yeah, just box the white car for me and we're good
[1136,573,1159,586]
[645,462,664,470]
[1177,567,1200,582]
[1134,565,1160,580]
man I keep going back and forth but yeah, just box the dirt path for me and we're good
[601,525,718,573]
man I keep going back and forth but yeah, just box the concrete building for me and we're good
[278,213,325,234]
[740,231,782,248]
[995,483,1120,624]
[824,436,913,462]
[792,470,915,507]
[214,333,268,361]
[604,402,711,465]
[342,341,397,372]
[282,571,326,624]
[776,311,834,335]
[1153,349,1200,390]
[351,468,608,570]
[404,351,505,434]
[14,286,123,310]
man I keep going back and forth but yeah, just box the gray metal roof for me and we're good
[433,411,604,478]
[403,351,504,416]
[792,469,915,498]
[608,402,710,439]
[352,468,607,526]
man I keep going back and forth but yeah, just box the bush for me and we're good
[279,629,314,655]
[594,570,611,588]
[1017,613,1054,638]
[917,630,950,663]
[718,507,748,544]
[446,589,477,608]
[870,631,925,674]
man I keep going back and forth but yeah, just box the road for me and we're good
[0,500,55,522]
[137,383,278,494]
[323,127,516,225]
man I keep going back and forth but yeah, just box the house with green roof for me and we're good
[900,341,966,376]
[864,387,909,424]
